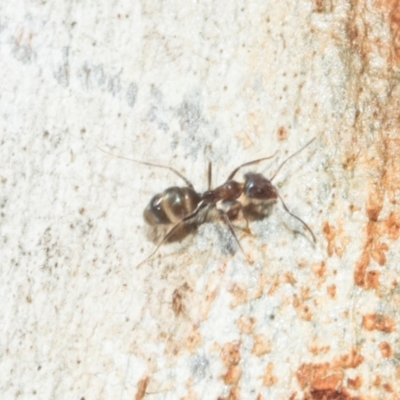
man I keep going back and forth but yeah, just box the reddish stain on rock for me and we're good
[365,270,380,289]
[220,341,241,385]
[296,348,364,398]
[384,211,400,240]
[332,348,364,369]
[378,341,392,358]
[135,376,149,400]
[322,221,335,257]
[362,313,395,332]
[378,0,400,66]
[217,386,239,400]
[276,126,288,141]
[297,362,344,391]
[347,375,362,389]
[353,222,389,288]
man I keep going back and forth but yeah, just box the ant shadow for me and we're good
[145,220,198,244]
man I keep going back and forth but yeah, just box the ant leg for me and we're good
[243,213,253,236]
[219,200,254,237]
[217,209,247,256]
[226,200,254,236]
[98,147,195,189]
[208,162,212,190]
[277,193,316,243]
[227,152,277,180]
[136,201,205,268]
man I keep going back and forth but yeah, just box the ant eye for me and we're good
[256,187,264,195]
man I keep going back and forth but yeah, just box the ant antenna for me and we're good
[227,152,277,180]
[277,193,316,243]
[97,147,194,188]
[270,138,316,181]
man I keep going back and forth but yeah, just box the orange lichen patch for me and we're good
[297,258,309,268]
[378,341,392,357]
[300,286,312,301]
[382,137,400,203]
[135,376,149,400]
[322,221,336,257]
[267,275,280,296]
[327,284,336,298]
[307,388,354,400]
[348,203,358,212]
[180,389,198,400]
[297,348,364,396]
[312,0,332,13]
[377,0,400,70]
[365,270,380,289]
[221,342,240,367]
[354,250,371,287]
[293,296,313,321]
[217,386,239,400]
[362,313,395,332]
[371,241,389,265]
[354,219,391,287]
[236,316,255,334]
[332,347,364,369]
[282,271,297,285]
[228,283,248,308]
[163,324,202,355]
[220,342,241,385]
[248,273,268,302]
[322,221,348,258]
[222,364,242,385]
[366,181,384,222]
[261,362,277,387]
[164,336,179,356]
[184,326,202,352]
[276,126,288,141]
[396,365,400,379]
[252,333,272,357]
[347,375,362,389]
[296,362,344,391]
[383,382,394,392]
[373,374,381,386]
[384,211,400,240]
[353,137,400,287]
[312,261,326,279]
[308,341,330,356]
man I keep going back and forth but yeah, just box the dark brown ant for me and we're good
[99,138,316,266]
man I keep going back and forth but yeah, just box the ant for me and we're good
[99,138,316,267]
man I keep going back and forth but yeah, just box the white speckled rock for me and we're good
[1,1,399,399]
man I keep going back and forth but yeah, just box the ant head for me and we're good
[243,173,278,201]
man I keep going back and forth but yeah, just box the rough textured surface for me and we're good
[1,1,400,399]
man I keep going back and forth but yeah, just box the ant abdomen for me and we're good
[143,186,201,226]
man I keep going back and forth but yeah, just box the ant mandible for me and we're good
[100,138,316,267]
